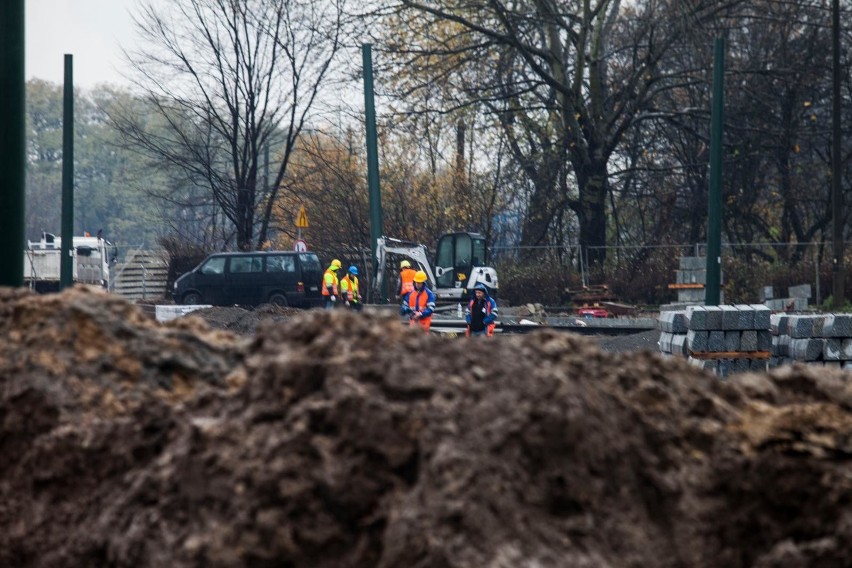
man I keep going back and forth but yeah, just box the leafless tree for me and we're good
[110,0,346,250]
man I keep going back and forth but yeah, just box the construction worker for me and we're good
[400,270,435,332]
[339,265,363,312]
[465,282,498,337]
[322,259,342,309]
[397,260,416,300]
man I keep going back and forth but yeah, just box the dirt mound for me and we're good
[3,287,852,567]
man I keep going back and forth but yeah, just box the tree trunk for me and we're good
[575,161,608,268]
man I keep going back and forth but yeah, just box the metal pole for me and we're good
[0,1,25,287]
[705,38,725,306]
[60,54,75,289]
[831,0,844,308]
[362,44,385,302]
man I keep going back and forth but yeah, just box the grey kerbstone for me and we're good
[720,305,739,330]
[688,357,717,372]
[823,314,852,338]
[678,288,707,303]
[749,304,771,330]
[709,331,725,352]
[757,330,772,352]
[841,338,852,359]
[659,331,673,353]
[725,331,740,352]
[679,256,705,270]
[790,338,824,361]
[671,334,688,357]
[705,306,723,330]
[812,316,826,337]
[734,304,755,330]
[677,270,707,285]
[734,359,750,374]
[687,329,709,352]
[760,286,775,301]
[788,316,815,338]
[685,306,708,330]
[824,338,842,361]
[750,360,768,372]
[659,311,688,334]
[788,284,812,299]
[740,330,758,351]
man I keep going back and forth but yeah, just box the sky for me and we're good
[26,0,139,89]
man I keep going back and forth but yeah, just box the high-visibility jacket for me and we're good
[401,286,436,331]
[322,267,339,296]
[465,295,498,337]
[340,275,360,302]
[398,267,416,297]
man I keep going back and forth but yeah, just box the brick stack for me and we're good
[770,313,852,370]
[659,304,771,377]
[763,284,811,312]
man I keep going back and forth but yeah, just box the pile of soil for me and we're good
[3,287,852,567]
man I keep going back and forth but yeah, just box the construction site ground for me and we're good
[3,286,852,567]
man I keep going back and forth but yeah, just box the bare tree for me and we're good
[111,0,345,250]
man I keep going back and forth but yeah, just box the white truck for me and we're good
[24,232,115,293]
[374,232,499,303]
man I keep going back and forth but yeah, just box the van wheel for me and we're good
[269,293,288,307]
[182,291,202,305]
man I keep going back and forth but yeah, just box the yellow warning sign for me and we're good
[295,206,309,228]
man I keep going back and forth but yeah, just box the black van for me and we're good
[172,251,323,307]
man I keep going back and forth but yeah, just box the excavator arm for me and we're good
[373,236,439,301]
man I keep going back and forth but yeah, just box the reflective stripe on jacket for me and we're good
[340,275,359,302]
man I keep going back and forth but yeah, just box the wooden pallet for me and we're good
[689,350,770,360]
[668,283,705,289]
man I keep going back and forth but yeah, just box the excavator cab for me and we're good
[434,232,488,291]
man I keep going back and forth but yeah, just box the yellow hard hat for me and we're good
[414,270,428,283]
[331,259,342,269]
[400,260,411,269]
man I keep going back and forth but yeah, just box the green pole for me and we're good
[362,44,385,302]
[706,37,725,306]
[0,1,25,287]
[60,54,74,290]
[831,0,844,308]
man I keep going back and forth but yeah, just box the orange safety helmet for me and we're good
[413,270,428,283]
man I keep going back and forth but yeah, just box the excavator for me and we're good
[373,232,498,303]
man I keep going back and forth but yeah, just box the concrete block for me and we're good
[749,304,771,330]
[709,331,725,352]
[671,334,688,357]
[720,305,740,330]
[789,338,824,361]
[788,284,812,299]
[750,360,768,372]
[740,330,758,351]
[769,356,782,369]
[679,256,705,270]
[685,306,708,330]
[765,299,789,311]
[787,316,815,338]
[678,288,707,303]
[659,310,688,334]
[705,306,723,330]
[760,286,774,301]
[757,330,772,352]
[676,270,707,285]
[824,338,842,361]
[734,304,755,330]
[724,331,740,352]
[812,315,826,337]
[687,329,709,352]
[717,359,733,378]
[734,359,750,374]
[841,338,852,359]
[823,314,852,338]
[659,331,673,353]
[771,336,782,356]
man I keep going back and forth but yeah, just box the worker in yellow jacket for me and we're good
[322,259,341,309]
[339,265,363,312]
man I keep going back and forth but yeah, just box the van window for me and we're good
[299,253,321,272]
[268,255,296,273]
[230,255,263,274]
[200,256,226,275]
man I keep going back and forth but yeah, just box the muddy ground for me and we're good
[2,286,852,567]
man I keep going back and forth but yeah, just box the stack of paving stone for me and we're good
[770,313,852,369]
[658,310,688,357]
[680,304,771,377]
[764,284,811,312]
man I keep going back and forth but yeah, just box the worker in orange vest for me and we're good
[322,259,341,309]
[400,270,436,332]
[465,283,498,337]
[397,260,416,300]
[339,265,363,311]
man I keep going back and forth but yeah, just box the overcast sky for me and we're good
[26,0,138,89]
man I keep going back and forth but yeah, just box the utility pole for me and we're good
[0,1,25,287]
[831,0,844,308]
[363,44,385,302]
[706,37,726,306]
[60,55,75,290]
